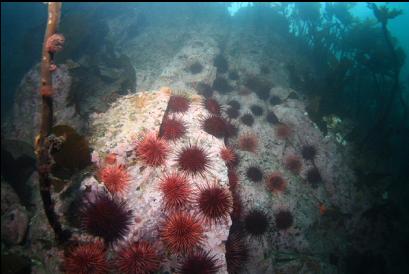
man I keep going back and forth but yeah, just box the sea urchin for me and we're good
[238,132,258,153]
[168,95,190,113]
[306,167,322,188]
[244,209,269,238]
[275,123,293,140]
[178,250,220,274]
[240,114,254,127]
[160,117,186,141]
[161,212,204,254]
[98,165,129,194]
[159,172,192,211]
[64,241,109,274]
[274,210,293,230]
[266,172,287,193]
[204,98,222,115]
[301,144,317,161]
[202,115,228,138]
[196,183,233,224]
[136,133,169,166]
[80,194,132,244]
[114,241,160,274]
[246,166,263,183]
[220,146,236,166]
[283,154,302,174]
[177,144,211,177]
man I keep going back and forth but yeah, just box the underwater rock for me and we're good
[86,88,231,273]
[1,253,32,274]
[1,140,36,208]
[210,82,357,273]
[98,65,123,81]
[2,63,83,145]
[152,37,219,93]
[1,180,21,215]
[1,204,29,245]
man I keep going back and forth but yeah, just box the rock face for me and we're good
[2,64,82,145]
[211,83,359,273]
[1,204,29,245]
[1,180,21,215]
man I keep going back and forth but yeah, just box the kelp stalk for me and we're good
[35,2,71,243]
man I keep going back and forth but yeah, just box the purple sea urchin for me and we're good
[240,114,254,127]
[246,166,263,183]
[244,209,269,237]
[80,194,132,244]
[178,250,220,274]
[301,144,317,161]
[250,105,263,116]
[274,210,294,230]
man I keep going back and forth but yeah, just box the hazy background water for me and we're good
[1,2,409,117]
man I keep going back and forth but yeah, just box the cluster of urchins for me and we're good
[222,93,324,265]
[63,94,250,274]
[62,93,323,274]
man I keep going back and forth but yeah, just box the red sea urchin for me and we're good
[196,183,233,224]
[168,95,190,113]
[136,133,169,166]
[177,144,211,177]
[266,172,287,193]
[283,154,302,174]
[161,212,204,254]
[98,165,129,194]
[238,132,258,153]
[104,153,117,165]
[228,169,239,191]
[159,172,192,211]
[202,115,228,138]
[204,98,222,115]
[80,194,132,244]
[64,241,109,274]
[114,241,160,274]
[220,146,236,166]
[160,117,186,141]
[275,123,293,140]
[178,250,220,274]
